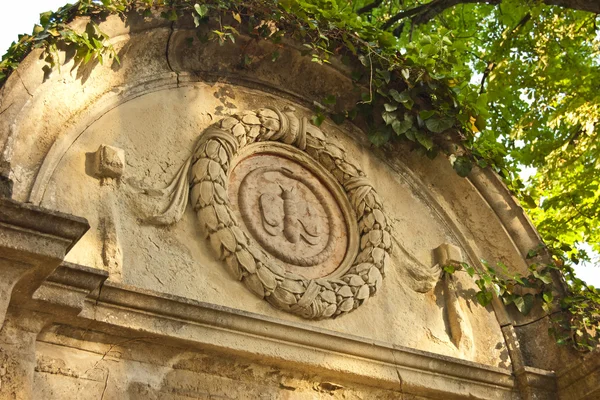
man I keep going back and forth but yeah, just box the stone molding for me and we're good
[0,199,564,399]
[25,262,562,400]
[0,199,89,255]
[31,262,108,315]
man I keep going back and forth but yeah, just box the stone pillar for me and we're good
[0,308,51,400]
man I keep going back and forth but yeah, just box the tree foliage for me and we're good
[0,0,598,351]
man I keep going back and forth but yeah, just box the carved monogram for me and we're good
[235,162,338,268]
[247,168,323,245]
[260,182,321,245]
[143,106,392,319]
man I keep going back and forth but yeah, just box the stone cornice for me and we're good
[0,198,89,255]
[0,199,90,329]
[557,349,600,400]
[30,262,560,399]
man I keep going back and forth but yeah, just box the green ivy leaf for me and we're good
[401,68,410,80]
[419,110,435,120]
[476,291,493,307]
[392,119,412,136]
[369,130,390,146]
[464,263,475,277]
[194,4,209,17]
[474,114,486,131]
[425,116,454,133]
[415,131,434,150]
[384,103,397,112]
[503,294,516,305]
[421,44,437,56]
[535,271,553,285]
[522,194,538,209]
[39,11,53,28]
[378,32,397,48]
[443,265,456,274]
[377,68,391,84]
[514,294,535,315]
[452,156,473,177]
[382,111,397,125]
[161,9,178,21]
[311,113,325,127]
[527,249,538,258]
[389,89,414,109]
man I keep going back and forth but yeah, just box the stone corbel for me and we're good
[31,262,108,317]
[0,199,89,329]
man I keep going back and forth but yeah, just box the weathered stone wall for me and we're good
[34,327,407,400]
[30,83,506,366]
[0,11,595,400]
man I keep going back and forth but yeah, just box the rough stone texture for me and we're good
[0,12,595,400]
[557,349,600,400]
[33,329,407,400]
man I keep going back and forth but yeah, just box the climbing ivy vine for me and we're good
[0,0,598,352]
[445,250,599,352]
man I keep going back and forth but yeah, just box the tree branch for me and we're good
[381,0,597,31]
[382,0,501,30]
[382,1,432,30]
[479,62,496,94]
[543,0,600,14]
[358,0,386,15]
[479,12,530,93]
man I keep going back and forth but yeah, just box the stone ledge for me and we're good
[0,199,89,254]
[0,199,90,329]
[32,262,108,314]
[28,262,563,399]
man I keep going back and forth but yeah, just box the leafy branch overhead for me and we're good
[0,0,598,352]
[363,0,600,31]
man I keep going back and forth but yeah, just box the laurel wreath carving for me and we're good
[145,106,392,319]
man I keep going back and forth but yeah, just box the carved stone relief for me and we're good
[93,144,124,281]
[432,243,474,355]
[92,144,125,181]
[228,150,351,279]
[141,106,392,319]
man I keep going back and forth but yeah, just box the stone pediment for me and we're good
[0,11,594,400]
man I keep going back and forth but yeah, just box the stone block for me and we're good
[93,144,124,179]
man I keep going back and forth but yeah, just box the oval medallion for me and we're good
[229,146,351,279]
